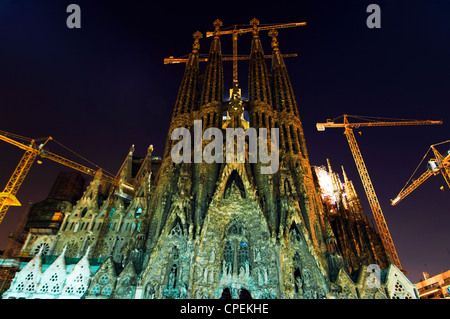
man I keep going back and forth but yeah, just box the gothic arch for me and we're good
[163,245,182,298]
[224,170,246,199]
[221,219,251,277]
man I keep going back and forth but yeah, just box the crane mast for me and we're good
[0,149,38,223]
[343,123,402,269]
[317,114,443,271]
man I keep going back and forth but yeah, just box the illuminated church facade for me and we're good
[2,19,418,299]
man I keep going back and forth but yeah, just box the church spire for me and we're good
[172,31,202,117]
[269,29,299,118]
[164,31,202,158]
[200,19,224,106]
[269,29,307,158]
[248,18,272,108]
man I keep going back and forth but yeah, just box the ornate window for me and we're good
[101,285,112,296]
[16,282,25,291]
[167,264,178,290]
[40,283,49,293]
[76,284,86,295]
[224,241,234,272]
[26,283,35,292]
[65,285,74,294]
[392,280,412,299]
[50,283,60,294]
[293,253,302,293]
[222,221,251,276]
[228,224,242,236]
[170,223,183,237]
[75,274,83,283]
[99,274,109,284]
[136,207,142,218]
[66,242,79,257]
[33,242,50,256]
[90,284,100,295]
[50,273,58,282]
[165,246,181,295]
[238,242,249,269]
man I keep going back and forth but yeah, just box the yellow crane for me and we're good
[0,130,134,225]
[316,114,443,271]
[205,18,306,87]
[163,53,298,65]
[164,18,302,82]
[391,140,450,206]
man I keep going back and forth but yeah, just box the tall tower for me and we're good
[140,20,336,299]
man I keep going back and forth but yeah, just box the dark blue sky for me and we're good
[0,0,449,283]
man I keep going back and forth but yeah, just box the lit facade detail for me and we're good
[1,19,418,299]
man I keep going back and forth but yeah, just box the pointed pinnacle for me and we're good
[192,31,202,52]
[269,29,279,49]
[341,165,349,183]
[213,19,223,36]
[326,158,333,173]
[250,18,260,36]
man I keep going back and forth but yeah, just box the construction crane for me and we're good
[316,114,443,271]
[391,140,450,206]
[204,18,306,87]
[0,130,134,225]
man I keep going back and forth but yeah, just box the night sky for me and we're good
[0,0,449,284]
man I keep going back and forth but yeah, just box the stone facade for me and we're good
[1,19,418,299]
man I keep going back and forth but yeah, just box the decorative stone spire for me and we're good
[327,158,333,173]
[269,27,306,159]
[249,19,272,107]
[270,29,297,116]
[192,30,202,53]
[250,17,260,36]
[341,165,349,184]
[172,31,201,116]
[200,20,224,106]
[269,29,279,50]
[163,31,202,159]
[213,19,222,37]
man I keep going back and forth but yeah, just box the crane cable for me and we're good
[51,139,117,178]
[399,140,450,194]
[398,147,433,194]
[1,129,117,179]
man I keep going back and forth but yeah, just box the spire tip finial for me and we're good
[213,19,223,35]
[192,31,202,52]
[193,30,203,40]
[250,18,260,26]
[250,18,260,36]
[269,29,279,49]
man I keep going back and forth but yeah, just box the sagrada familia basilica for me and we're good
[1,19,418,299]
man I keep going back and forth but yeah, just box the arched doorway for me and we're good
[239,288,252,299]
